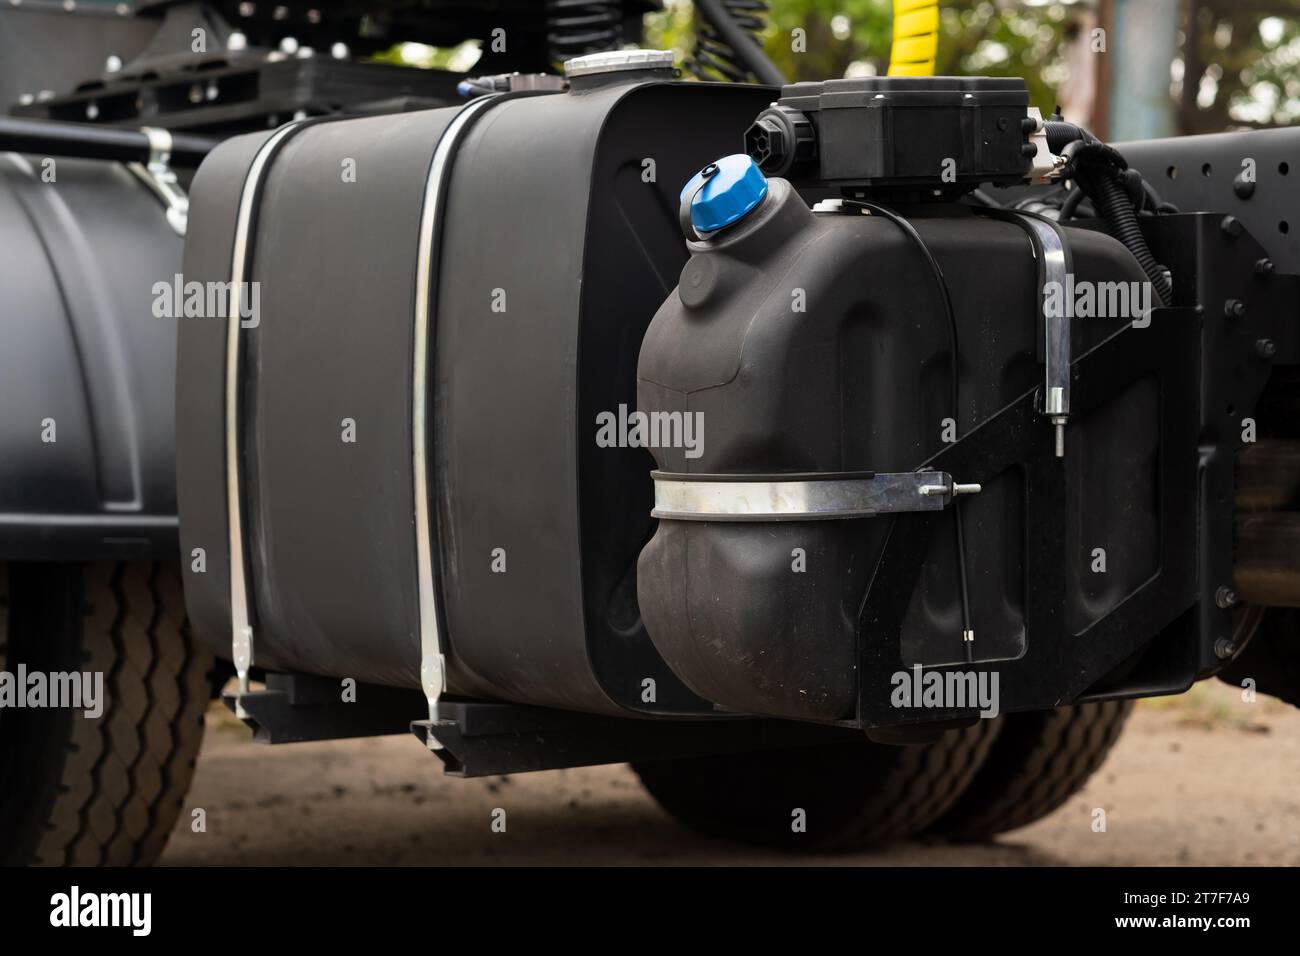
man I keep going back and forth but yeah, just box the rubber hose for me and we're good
[1086,168,1171,306]
[1060,185,1086,219]
[1044,121,1172,304]
[1044,120,1096,154]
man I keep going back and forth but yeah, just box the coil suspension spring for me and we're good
[688,0,773,82]
[546,0,623,63]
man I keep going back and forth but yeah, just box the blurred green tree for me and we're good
[376,0,1300,136]
[647,0,1300,133]
[1181,1,1300,132]
[646,0,1075,110]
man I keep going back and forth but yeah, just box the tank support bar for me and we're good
[411,701,858,778]
[0,115,215,166]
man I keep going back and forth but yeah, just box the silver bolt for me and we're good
[106,54,123,74]
[919,482,981,498]
[1214,637,1238,660]
[1214,586,1239,609]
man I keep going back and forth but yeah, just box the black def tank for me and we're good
[636,178,1153,722]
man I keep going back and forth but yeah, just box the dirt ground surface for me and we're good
[159,680,1300,866]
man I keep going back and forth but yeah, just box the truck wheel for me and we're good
[0,561,211,866]
[632,720,1001,851]
[930,700,1133,842]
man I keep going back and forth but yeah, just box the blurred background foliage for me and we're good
[1184,2,1300,130]
[644,0,1300,134]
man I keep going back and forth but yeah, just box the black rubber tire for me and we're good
[633,719,1001,851]
[0,561,211,866]
[930,700,1133,842]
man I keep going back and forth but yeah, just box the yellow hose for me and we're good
[888,0,939,76]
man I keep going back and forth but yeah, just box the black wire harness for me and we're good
[999,119,1176,307]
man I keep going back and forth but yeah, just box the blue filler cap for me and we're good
[681,154,769,234]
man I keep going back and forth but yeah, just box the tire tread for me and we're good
[931,700,1132,842]
[7,562,210,866]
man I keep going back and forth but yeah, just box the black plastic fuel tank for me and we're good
[0,154,182,560]
[636,178,1157,722]
[176,70,774,717]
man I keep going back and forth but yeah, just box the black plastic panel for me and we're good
[0,155,182,560]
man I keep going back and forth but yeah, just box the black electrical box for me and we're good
[747,76,1036,195]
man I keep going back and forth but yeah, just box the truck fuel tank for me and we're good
[176,62,774,718]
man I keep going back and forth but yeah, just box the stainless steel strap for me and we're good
[413,95,503,730]
[1006,211,1071,457]
[652,471,980,521]
[225,121,306,718]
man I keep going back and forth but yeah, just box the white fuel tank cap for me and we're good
[563,49,675,79]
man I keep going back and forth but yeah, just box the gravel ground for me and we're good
[159,680,1300,866]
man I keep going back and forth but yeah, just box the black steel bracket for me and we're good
[850,211,1292,728]
[224,672,860,774]
[412,700,859,778]
[853,307,1199,727]
[223,672,425,744]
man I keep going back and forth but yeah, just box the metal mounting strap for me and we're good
[412,95,505,734]
[224,120,307,718]
[1005,211,1072,457]
[128,126,189,236]
[651,471,980,521]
